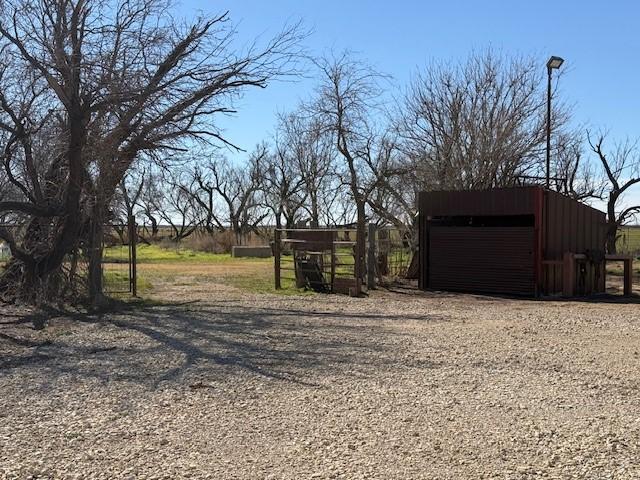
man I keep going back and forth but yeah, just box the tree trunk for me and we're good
[87,207,107,306]
[310,194,320,227]
[607,197,618,254]
[0,216,82,304]
[148,214,158,239]
[606,221,618,254]
[275,210,283,230]
[232,219,242,245]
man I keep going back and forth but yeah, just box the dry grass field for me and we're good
[2,247,640,479]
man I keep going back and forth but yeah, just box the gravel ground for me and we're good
[1,286,640,479]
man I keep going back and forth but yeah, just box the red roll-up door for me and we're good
[428,226,535,296]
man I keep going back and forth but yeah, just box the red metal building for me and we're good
[418,187,607,296]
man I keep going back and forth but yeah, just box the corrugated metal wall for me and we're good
[420,188,537,217]
[428,226,536,295]
[542,190,606,295]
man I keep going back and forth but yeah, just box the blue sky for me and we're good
[181,0,640,206]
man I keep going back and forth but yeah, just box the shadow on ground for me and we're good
[0,301,446,391]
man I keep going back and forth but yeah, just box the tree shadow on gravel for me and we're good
[0,301,447,392]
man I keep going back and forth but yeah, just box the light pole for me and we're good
[546,55,564,189]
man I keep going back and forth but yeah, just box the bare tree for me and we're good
[588,132,640,253]
[108,171,145,244]
[184,165,227,235]
[549,132,604,201]
[157,170,199,242]
[137,171,164,241]
[309,52,389,289]
[396,50,570,190]
[261,139,307,230]
[0,0,303,304]
[276,110,335,226]
[189,149,267,245]
[361,135,416,239]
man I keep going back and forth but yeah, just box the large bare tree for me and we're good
[588,133,640,253]
[396,50,570,190]
[0,0,303,303]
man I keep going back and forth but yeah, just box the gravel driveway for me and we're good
[1,288,639,479]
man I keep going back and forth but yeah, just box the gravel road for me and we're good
[1,288,639,479]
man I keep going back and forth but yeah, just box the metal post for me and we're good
[128,216,138,297]
[274,229,281,290]
[367,223,377,290]
[546,65,552,190]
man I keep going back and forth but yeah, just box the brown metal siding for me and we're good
[428,226,536,296]
[541,190,607,294]
[543,190,606,259]
[419,187,537,217]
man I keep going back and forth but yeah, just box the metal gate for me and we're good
[428,226,535,295]
[102,222,137,296]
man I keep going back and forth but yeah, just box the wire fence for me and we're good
[617,226,640,256]
[375,226,414,284]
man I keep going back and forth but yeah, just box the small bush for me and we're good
[181,231,236,254]
[158,237,179,250]
[184,234,221,253]
[214,230,236,253]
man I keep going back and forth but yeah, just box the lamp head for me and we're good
[547,56,564,70]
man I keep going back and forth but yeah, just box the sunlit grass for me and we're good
[103,269,153,295]
[103,243,312,296]
[618,227,640,254]
[103,243,272,264]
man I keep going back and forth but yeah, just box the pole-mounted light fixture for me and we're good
[547,56,564,70]
[546,55,564,189]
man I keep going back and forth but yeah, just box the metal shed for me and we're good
[418,186,607,296]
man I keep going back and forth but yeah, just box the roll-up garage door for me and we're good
[428,226,535,295]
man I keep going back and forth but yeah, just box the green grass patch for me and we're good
[103,244,271,265]
[618,227,640,254]
[103,270,152,294]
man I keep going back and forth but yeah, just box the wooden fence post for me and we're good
[274,229,281,290]
[367,223,377,290]
[562,252,575,297]
[623,257,633,296]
